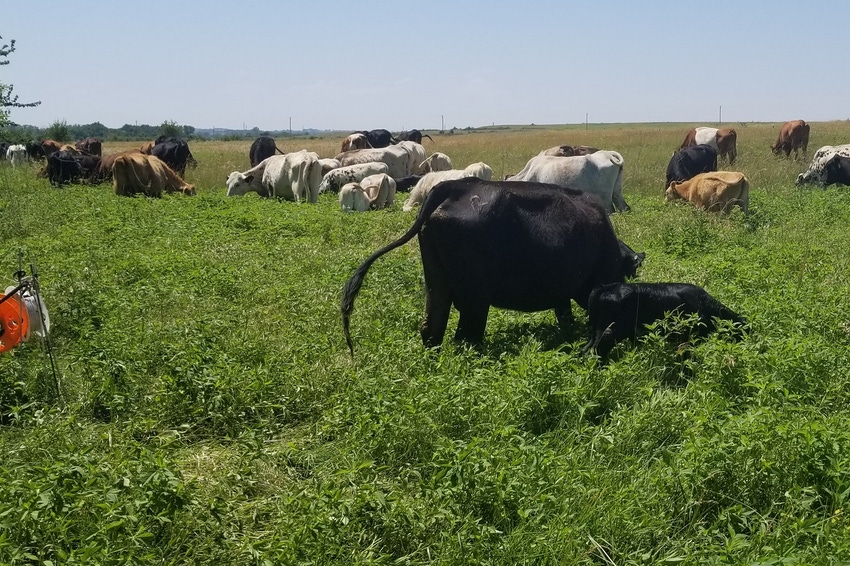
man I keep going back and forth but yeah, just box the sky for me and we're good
[3,1,849,132]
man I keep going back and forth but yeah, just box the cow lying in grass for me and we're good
[582,282,746,358]
[339,173,396,212]
[665,171,749,213]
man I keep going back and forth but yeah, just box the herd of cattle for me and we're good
[3,122,850,355]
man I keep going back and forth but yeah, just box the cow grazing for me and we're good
[416,152,453,174]
[583,282,746,357]
[334,142,426,178]
[73,154,102,183]
[318,162,390,194]
[680,127,737,164]
[394,175,422,192]
[666,171,749,213]
[112,153,195,197]
[339,173,396,212]
[75,138,102,156]
[539,145,599,157]
[150,138,197,177]
[403,163,493,211]
[796,145,850,185]
[395,129,434,144]
[341,133,372,153]
[818,154,850,187]
[249,136,284,167]
[665,144,718,188]
[507,151,629,213]
[5,144,27,167]
[771,120,810,159]
[225,150,322,202]
[341,178,645,352]
[46,151,83,186]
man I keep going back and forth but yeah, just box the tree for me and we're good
[1,35,41,127]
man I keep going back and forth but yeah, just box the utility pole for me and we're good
[441,115,444,132]
[719,106,722,126]
[585,113,588,130]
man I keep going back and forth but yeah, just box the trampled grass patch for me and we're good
[1,122,850,563]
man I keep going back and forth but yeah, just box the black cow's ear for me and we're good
[635,252,646,266]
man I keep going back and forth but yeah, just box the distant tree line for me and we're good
[0,120,198,143]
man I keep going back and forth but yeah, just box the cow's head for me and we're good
[182,183,197,196]
[618,240,645,279]
[665,183,683,202]
[225,172,259,196]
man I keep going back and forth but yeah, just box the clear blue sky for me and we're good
[4,1,848,131]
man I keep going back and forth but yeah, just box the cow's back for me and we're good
[421,180,624,311]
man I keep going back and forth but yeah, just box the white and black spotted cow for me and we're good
[318,162,389,193]
[796,144,850,186]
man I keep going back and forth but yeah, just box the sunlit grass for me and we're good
[1,121,850,564]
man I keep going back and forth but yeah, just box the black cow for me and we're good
[819,154,850,187]
[25,141,45,160]
[151,138,197,177]
[393,175,422,192]
[0,142,8,160]
[75,137,102,156]
[46,151,83,186]
[395,129,434,144]
[249,136,284,167]
[357,129,398,148]
[665,144,717,189]
[73,154,102,182]
[341,178,645,352]
[583,282,746,357]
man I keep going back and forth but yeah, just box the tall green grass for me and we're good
[1,122,850,564]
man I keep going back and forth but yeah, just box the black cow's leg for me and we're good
[454,303,489,344]
[554,303,574,332]
[421,286,451,348]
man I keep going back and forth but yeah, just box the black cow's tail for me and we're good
[341,181,456,355]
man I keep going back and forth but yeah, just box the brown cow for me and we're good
[75,137,102,156]
[771,120,810,159]
[666,171,748,213]
[90,150,142,184]
[139,140,155,154]
[40,139,63,156]
[341,133,372,153]
[679,127,737,164]
[112,153,195,197]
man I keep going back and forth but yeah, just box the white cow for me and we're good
[796,144,850,186]
[403,162,493,211]
[416,152,453,174]
[507,151,629,213]
[339,173,397,212]
[339,183,371,212]
[334,141,426,178]
[6,144,27,167]
[225,150,322,203]
[318,162,389,193]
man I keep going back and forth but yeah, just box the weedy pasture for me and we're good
[1,122,850,564]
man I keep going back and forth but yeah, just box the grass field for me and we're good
[1,122,850,564]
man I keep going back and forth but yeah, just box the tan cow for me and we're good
[679,127,738,164]
[341,133,372,153]
[338,173,397,212]
[112,153,196,197]
[665,171,748,213]
[771,119,810,159]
